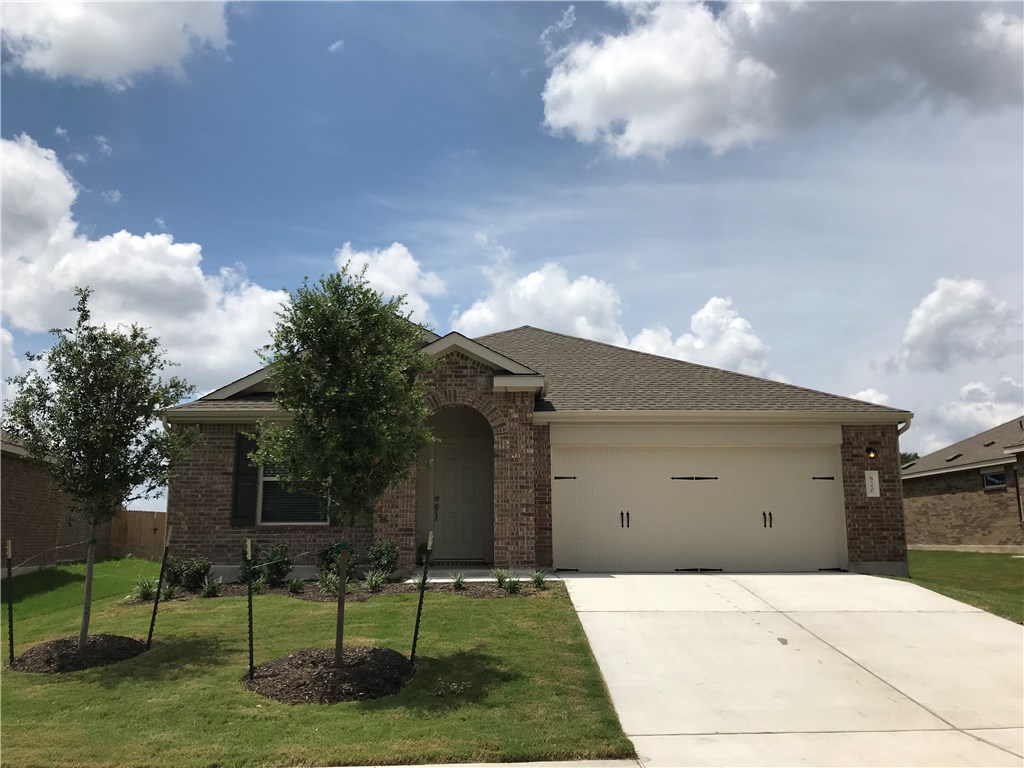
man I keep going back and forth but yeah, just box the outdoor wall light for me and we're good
[865,447,877,459]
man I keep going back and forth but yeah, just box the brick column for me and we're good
[841,424,909,576]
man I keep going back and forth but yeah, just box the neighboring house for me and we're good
[902,417,1024,547]
[165,326,913,576]
[0,431,110,575]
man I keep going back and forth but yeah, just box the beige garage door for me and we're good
[552,446,847,572]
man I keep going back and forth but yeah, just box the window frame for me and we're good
[981,469,1008,491]
[256,465,328,526]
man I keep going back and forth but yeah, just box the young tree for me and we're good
[250,265,434,670]
[3,288,197,652]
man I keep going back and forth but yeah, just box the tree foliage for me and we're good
[3,287,197,649]
[250,266,435,530]
[900,451,920,466]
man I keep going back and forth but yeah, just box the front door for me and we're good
[432,441,493,561]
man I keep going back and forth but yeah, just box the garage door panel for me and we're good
[553,446,847,573]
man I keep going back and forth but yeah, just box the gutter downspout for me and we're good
[897,418,912,436]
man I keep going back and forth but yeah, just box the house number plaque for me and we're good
[864,470,880,498]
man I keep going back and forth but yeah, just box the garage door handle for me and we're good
[626,511,630,528]
[763,511,767,528]
[769,511,773,528]
[620,511,624,528]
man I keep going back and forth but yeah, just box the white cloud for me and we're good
[100,189,122,205]
[1,134,286,394]
[916,377,1023,454]
[540,5,576,59]
[452,235,627,345]
[69,151,88,165]
[453,235,774,376]
[54,126,68,141]
[93,135,112,156]
[155,217,167,231]
[543,2,1023,156]
[335,242,446,326]
[628,297,770,377]
[328,38,345,54]
[1,328,23,399]
[851,388,891,406]
[1,2,228,88]
[897,278,1018,373]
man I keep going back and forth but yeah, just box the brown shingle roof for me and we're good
[165,397,279,415]
[475,326,911,415]
[902,416,1024,477]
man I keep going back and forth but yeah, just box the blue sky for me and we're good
[2,1,1022,466]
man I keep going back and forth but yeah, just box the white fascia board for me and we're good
[202,367,271,400]
[531,409,913,426]
[1003,445,1024,455]
[423,332,537,374]
[1,441,30,457]
[493,374,546,394]
[903,457,1016,480]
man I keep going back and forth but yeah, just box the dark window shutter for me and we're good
[231,433,259,527]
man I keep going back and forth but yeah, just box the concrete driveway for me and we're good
[564,573,1024,767]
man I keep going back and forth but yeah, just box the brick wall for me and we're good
[166,423,368,570]
[534,424,552,568]
[1,450,110,571]
[903,460,1023,546]
[841,424,908,573]
[417,354,544,573]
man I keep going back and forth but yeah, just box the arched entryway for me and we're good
[416,406,494,564]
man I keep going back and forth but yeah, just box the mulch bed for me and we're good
[243,646,412,704]
[130,580,543,604]
[10,634,146,673]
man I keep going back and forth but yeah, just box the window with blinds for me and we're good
[259,465,325,523]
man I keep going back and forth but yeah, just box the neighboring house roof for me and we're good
[166,324,912,423]
[477,326,911,417]
[1,429,30,457]
[902,416,1024,479]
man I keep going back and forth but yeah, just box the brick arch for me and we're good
[427,390,509,437]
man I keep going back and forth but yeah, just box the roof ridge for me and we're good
[478,325,910,414]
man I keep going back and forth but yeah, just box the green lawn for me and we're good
[1,559,632,768]
[907,549,1024,624]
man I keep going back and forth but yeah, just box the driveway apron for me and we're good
[564,573,1024,767]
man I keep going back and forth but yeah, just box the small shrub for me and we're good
[451,572,467,591]
[131,578,156,601]
[531,570,548,590]
[317,545,360,582]
[160,581,177,601]
[201,577,222,598]
[492,567,509,588]
[365,569,388,593]
[318,570,340,597]
[259,542,294,586]
[288,578,305,594]
[409,572,428,591]
[166,556,212,592]
[503,574,523,595]
[368,539,400,576]
[251,575,268,594]
[240,542,293,586]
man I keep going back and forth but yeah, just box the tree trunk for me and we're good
[333,518,353,671]
[78,524,97,652]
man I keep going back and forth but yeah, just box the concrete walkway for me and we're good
[564,573,1024,767]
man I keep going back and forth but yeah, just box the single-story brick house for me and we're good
[165,326,913,576]
[1,431,110,575]
[902,417,1024,548]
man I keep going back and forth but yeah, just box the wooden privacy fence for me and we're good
[109,510,167,561]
